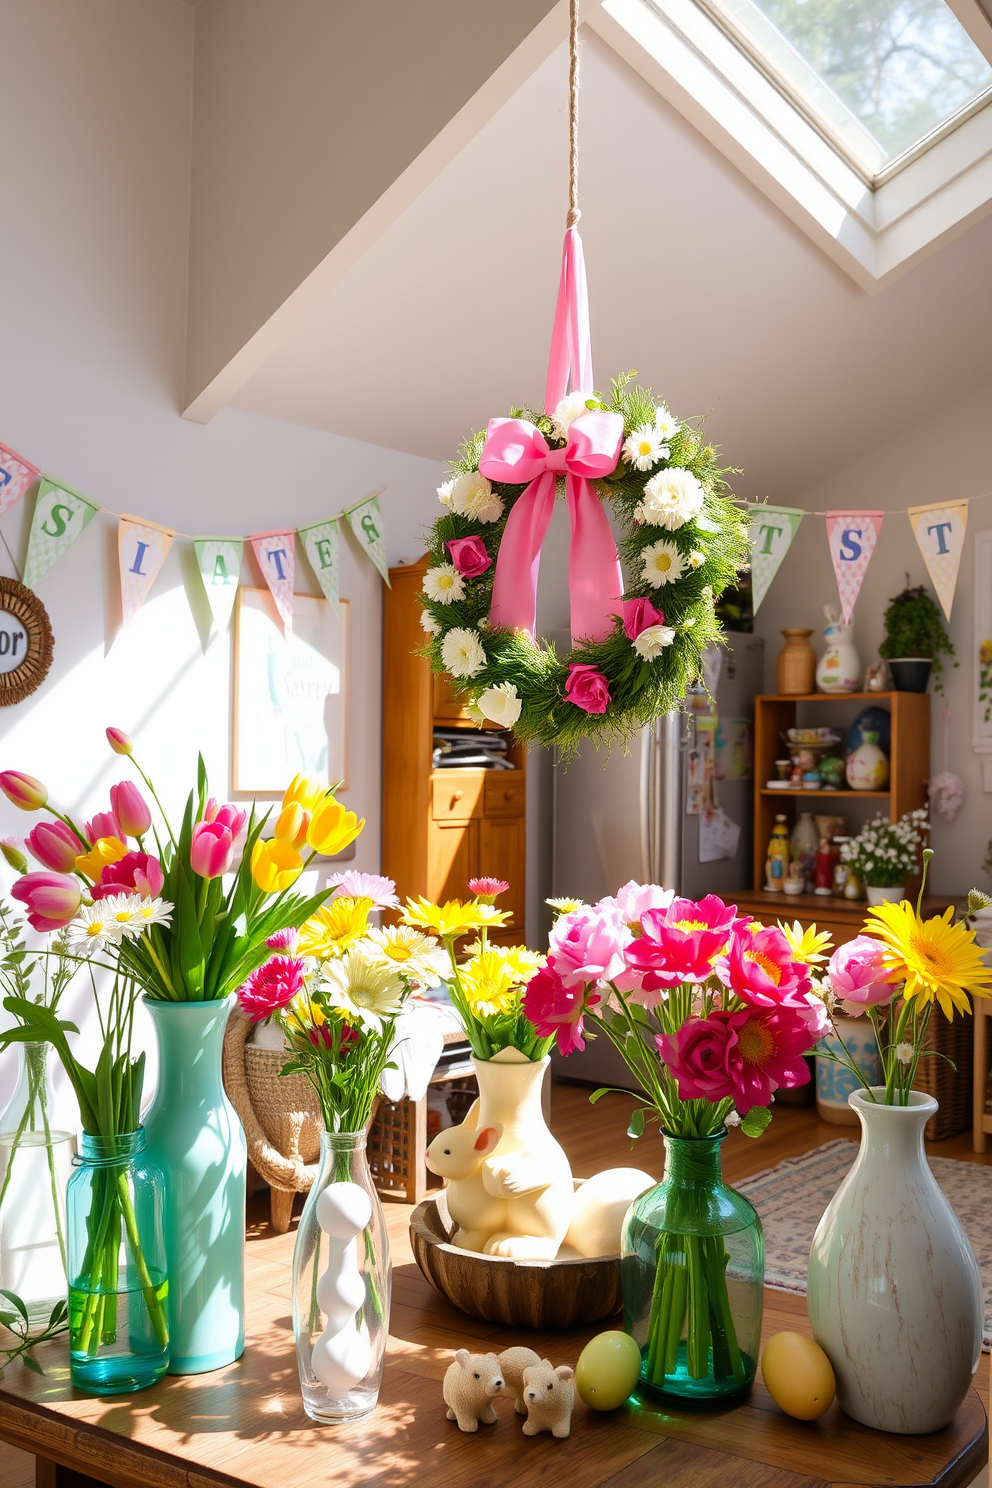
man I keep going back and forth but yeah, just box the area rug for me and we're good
[736,1140,992,1350]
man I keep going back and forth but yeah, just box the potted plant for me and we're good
[877,580,954,693]
[839,810,930,905]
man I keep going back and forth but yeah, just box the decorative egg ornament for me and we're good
[761,1332,836,1420]
[575,1330,642,1411]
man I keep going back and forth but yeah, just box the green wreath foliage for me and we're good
[419,374,749,757]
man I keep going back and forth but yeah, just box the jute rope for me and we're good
[567,0,581,227]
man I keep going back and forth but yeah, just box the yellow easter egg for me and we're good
[761,1332,836,1421]
[575,1330,642,1411]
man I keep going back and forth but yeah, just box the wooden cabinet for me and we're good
[383,557,527,940]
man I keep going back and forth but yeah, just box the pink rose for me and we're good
[564,664,611,715]
[658,1005,813,1114]
[548,907,630,988]
[828,934,897,1015]
[446,536,492,579]
[622,597,664,641]
[523,963,600,1056]
[596,880,674,930]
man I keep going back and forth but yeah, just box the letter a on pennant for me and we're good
[907,501,968,621]
[0,442,40,519]
[119,515,175,624]
[298,518,339,616]
[23,477,100,591]
[251,530,295,630]
[747,505,803,613]
[825,510,884,624]
[344,493,390,586]
[194,538,243,634]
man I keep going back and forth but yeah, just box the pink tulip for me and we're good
[0,771,48,812]
[828,935,898,1016]
[202,798,248,839]
[11,871,82,931]
[106,727,133,757]
[26,820,81,873]
[92,851,164,902]
[109,781,152,838]
[190,821,234,879]
[85,810,124,845]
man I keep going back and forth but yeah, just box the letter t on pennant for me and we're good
[251,530,295,630]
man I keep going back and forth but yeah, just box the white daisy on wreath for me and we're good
[636,468,704,531]
[654,404,680,440]
[437,479,455,507]
[551,391,594,441]
[641,540,686,587]
[622,425,669,472]
[448,470,503,524]
[420,610,442,636]
[633,624,677,660]
[423,564,466,604]
[441,627,487,678]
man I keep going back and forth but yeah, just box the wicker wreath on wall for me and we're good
[0,577,54,706]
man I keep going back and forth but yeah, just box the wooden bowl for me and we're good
[409,1188,622,1328]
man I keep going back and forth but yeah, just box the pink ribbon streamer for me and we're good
[481,227,623,644]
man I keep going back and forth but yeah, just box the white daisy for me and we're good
[466,703,486,725]
[321,950,406,1032]
[362,926,449,988]
[701,585,713,599]
[895,1042,915,1066]
[131,897,173,932]
[637,468,705,531]
[66,902,120,957]
[420,610,442,636]
[448,471,503,525]
[437,479,455,507]
[441,627,486,679]
[641,540,686,588]
[689,549,706,568]
[654,404,679,440]
[622,426,669,472]
[633,624,677,660]
[477,681,521,727]
[551,392,594,441]
[423,565,465,605]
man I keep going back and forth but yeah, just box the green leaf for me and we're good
[0,1290,28,1324]
[589,1087,610,1104]
[740,1106,772,1138]
[21,1352,43,1375]
[48,1300,67,1329]
[627,1107,646,1140]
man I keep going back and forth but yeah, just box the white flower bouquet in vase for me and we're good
[840,809,929,905]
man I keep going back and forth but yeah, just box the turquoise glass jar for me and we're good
[66,1129,169,1395]
[141,997,246,1374]
[620,1132,763,1408]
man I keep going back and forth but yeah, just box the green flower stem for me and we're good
[115,1172,168,1350]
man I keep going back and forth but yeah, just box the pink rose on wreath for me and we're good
[446,536,492,579]
[622,596,665,641]
[548,906,629,988]
[625,895,736,990]
[658,1005,812,1113]
[827,934,898,1015]
[564,664,611,715]
[91,851,164,902]
[523,963,600,1056]
[717,921,812,1010]
[237,956,306,1022]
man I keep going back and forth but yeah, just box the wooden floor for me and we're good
[6,1080,989,1488]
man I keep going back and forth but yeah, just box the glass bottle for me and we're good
[621,1131,763,1408]
[0,1041,74,1325]
[66,1129,170,1395]
[764,815,790,892]
[292,1130,390,1424]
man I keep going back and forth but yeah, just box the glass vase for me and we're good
[66,1129,170,1395]
[0,1041,74,1325]
[292,1130,391,1424]
[621,1131,763,1408]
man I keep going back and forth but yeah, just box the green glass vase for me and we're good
[621,1131,763,1408]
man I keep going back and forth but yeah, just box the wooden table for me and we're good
[0,1197,986,1488]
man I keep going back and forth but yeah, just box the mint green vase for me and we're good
[142,998,246,1375]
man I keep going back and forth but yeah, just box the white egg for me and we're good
[311,1321,373,1392]
[316,1181,373,1239]
[316,1239,366,1323]
[564,1168,656,1258]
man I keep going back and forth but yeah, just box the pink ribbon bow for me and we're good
[479,228,624,645]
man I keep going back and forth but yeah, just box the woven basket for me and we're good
[243,1045,322,1165]
[913,1011,973,1141]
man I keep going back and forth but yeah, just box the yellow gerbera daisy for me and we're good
[298,897,374,959]
[778,920,833,966]
[865,901,992,1018]
[400,896,509,940]
[458,949,519,1018]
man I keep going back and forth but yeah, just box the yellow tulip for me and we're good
[282,774,329,814]
[274,802,309,850]
[306,798,365,857]
[75,836,128,882]
[251,838,303,894]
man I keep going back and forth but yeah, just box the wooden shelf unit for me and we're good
[382,556,526,942]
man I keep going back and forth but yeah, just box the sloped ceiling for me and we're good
[232,30,992,500]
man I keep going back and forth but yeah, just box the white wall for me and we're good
[0,0,442,1117]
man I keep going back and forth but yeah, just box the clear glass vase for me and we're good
[66,1129,170,1395]
[292,1130,391,1424]
[0,1041,74,1325]
[621,1131,763,1408]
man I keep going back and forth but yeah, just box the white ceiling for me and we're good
[232,28,992,502]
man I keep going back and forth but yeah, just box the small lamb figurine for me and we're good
[498,1346,542,1414]
[443,1348,505,1433]
[521,1360,576,1439]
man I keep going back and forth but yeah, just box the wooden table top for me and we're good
[0,1195,986,1488]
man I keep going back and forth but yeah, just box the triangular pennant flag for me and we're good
[0,442,40,519]
[194,537,243,633]
[23,477,100,591]
[344,491,389,586]
[825,510,884,623]
[747,505,803,613]
[907,501,968,621]
[119,515,175,623]
[251,529,295,630]
[298,518,340,616]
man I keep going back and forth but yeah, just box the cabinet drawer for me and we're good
[484,772,525,817]
[431,773,484,821]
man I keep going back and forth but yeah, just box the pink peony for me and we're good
[596,880,674,931]
[828,934,898,1016]
[202,798,248,839]
[564,664,611,715]
[92,851,164,902]
[327,871,399,910]
[717,922,812,1009]
[237,956,306,1022]
[109,781,152,838]
[622,596,665,641]
[625,895,736,991]
[523,963,600,1056]
[446,536,492,580]
[25,820,80,874]
[548,906,630,988]
[658,1005,813,1113]
[11,871,82,932]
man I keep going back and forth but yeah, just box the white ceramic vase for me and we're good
[865,884,906,906]
[808,1089,983,1434]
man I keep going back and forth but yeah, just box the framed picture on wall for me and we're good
[975,531,992,761]
[233,588,349,794]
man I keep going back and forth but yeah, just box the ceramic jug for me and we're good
[815,606,861,693]
[777,630,816,695]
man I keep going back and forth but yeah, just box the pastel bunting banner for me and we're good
[119,515,175,624]
[23,477,100,591]
[825,510,884,623]
[251,529,295,629]
[344,493,390,587]
[194,537,243,633]
[907,501,968,621]
[747,505,803,613]
[0,442,40,519]
[298,517,340,616]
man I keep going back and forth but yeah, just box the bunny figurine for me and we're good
[425,1102,505,1251]
[815,605,861,694]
